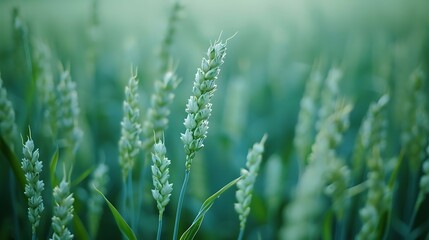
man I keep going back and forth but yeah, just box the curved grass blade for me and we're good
[50,147,59,187]
[380,149,405,240]
[73,210,90,240]
[94,185,137,240]
[0,136,25,190]
[71,165,95,188]
[180,176,243,240]
[323,210,333,240]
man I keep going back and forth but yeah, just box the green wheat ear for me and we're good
[180,36,231,171]
[356,149,390,240]
[294,63,323,166]
[56,65,83,150]
[32,39,57,138]
[402,68,429,171]
[235,134,267,240]
[280,160,326,240]
[142,70,181,153]
[118,69,142,181]
[415,140,429,212]
[51,179,75,240]
[323,101,353,219]
[151,138,173,216]
[356,95,391,240]
[282,95,353,238]
[0,75,18,148]
[87,163,109,239]
[352,94,389,179]
[158,0,183,73]
[21,132,44,238]
[173,35,233,240]
[151,138,173,240]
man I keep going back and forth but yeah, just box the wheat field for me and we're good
[0,0,428,239]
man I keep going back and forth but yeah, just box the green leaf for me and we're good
[50,147,59,187]
[0,136,25,191]
[180,176,243,240]
[378,149,405,239]
[94,185,137,240]
[73,211,90,240]
[322,210,333,240]
[71,165,95,188]
[388,149,405,188]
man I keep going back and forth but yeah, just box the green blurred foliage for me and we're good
[0,0,428,239]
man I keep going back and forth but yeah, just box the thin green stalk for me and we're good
[335,219,344,240]
[121,174,135,233]
[121,181,127,224]
[411,221,429,239]
[173,170,190,240]
[383,149,406,240]
[156,217,163,240]
[237,229,244,240]
[127,171,135,231]
[9,171,21,240]
[135,163,147,231]
[346,181,368,198]
[409,206,419,235]
[409,191,425,235]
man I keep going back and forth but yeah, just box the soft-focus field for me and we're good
[1,0,429,239]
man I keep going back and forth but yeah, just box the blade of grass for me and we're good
[94,185,137,240]
[49,147,59,187]
[388,149,405,188]
[0,136,25,191]
[323,210,333,240]
[174,170,190,240]
[180,176,243,240]
[71,165,95,188]
[73,211,90,240]
[381,149,405,240]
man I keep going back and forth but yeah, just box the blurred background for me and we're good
[0,0,428,239]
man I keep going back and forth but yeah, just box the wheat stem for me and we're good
[173,170,190,240]
[156,218,163,240]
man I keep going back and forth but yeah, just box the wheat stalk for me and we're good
[174,35,231,240]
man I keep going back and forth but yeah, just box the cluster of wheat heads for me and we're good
[110,34,267,240]
[1,2,269,240]
[282,65,429,240]
[1,2,429,240]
